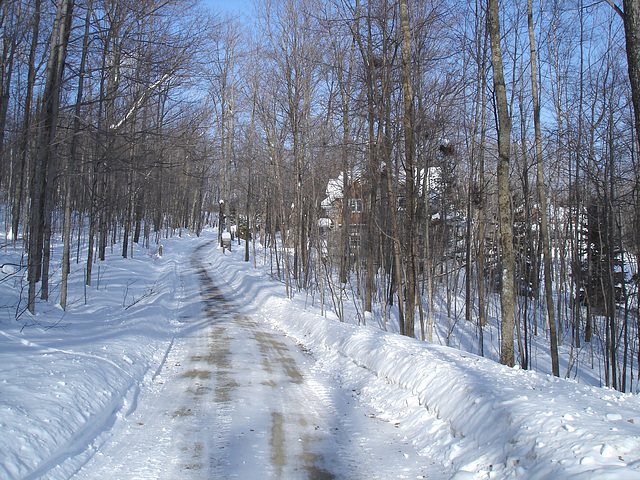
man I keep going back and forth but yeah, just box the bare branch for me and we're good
[602,0,625,19]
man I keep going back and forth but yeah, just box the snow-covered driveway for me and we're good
[75,241,440,479]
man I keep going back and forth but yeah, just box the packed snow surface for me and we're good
[1,229,639,479]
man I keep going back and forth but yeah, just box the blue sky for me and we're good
[202,0,250,14]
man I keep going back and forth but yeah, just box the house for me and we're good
[320,171,366,228]
[320,165,447,267]
[319,170,367,264]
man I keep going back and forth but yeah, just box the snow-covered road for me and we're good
[74,241,442,479]
[5,230,640,479]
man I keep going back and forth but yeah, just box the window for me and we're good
[349,231,361,249]
[349,198,363,213]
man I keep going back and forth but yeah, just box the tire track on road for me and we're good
[192,242,337,478]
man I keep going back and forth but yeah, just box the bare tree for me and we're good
[61,0,92,310]
[527,0,560,376]
[399,0,417,338]
[11,0,42,242]
[488,0,516,366]
[27,0,74,312]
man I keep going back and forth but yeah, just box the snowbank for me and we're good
[0,235,202,479]
[209,240,640,479]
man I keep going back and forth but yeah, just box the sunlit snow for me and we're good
[1,229,639,479]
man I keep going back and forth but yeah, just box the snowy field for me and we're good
[1,228,640,479]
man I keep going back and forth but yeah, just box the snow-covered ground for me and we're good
[1,229,640,479]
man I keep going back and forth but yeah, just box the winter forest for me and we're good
[1,0,640,394]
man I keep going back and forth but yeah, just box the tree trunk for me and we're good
[528,0,559,376]
[0,0,18,178]
[28,0,74,312]
[60,175,72,308]
[620,0,640,150]
[12,0,41,242]
[62,1,91,309]
[476,1,489,339]
[399,0,415,338]
[488,0,516,367]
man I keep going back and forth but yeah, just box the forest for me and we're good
[1,0,639,393]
